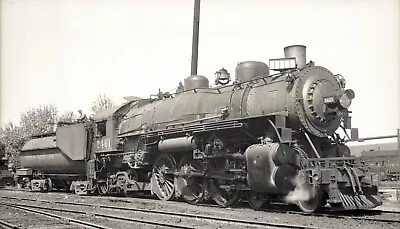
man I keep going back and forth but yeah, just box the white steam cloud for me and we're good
[284,174,315,203]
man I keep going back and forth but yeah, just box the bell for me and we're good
[215,68,231,85]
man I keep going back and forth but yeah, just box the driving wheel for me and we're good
[210,179,242,207]
[297,186,323,213]
[151,154,177,201]
[177,156,206,205]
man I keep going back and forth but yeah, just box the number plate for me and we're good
[323,97,335,104]
[337,110,348,116]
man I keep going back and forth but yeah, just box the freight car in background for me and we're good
[13,45,382,213]
[358,149,400,181]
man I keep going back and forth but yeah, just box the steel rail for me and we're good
[0,202,110,229]
[265,207,400,224]
[0,219,21,229]
[196,201,400,224]
[377,209,400,214]
[1,196,319,229]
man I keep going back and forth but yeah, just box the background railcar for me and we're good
[359,149,400,181]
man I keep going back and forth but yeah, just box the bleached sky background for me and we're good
[1,0,399,141]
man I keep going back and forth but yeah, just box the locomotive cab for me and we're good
[91,102,134,154]
[92,118,116,153]
[88,101,151,195]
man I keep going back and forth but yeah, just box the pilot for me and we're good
[76,110,88,123]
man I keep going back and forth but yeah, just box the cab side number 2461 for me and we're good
[97,138,111,149]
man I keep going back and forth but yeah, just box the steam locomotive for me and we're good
[15,45,382,213]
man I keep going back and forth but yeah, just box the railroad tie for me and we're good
[61,218,70,224]
[85,210,96,218]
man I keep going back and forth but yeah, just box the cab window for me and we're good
[96,121,106,137]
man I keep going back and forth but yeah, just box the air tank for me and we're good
[284,45,307,69]
[184,75,209,90]
[158,136,196,153]
[235,61,269,82]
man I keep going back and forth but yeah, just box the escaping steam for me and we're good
[284,173,315,203]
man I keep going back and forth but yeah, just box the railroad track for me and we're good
[193,199,400,225]
[0,219,20,229]
[183,197,400,224]
[1,196,321,229]
[0,200,191,229]
[256,204,400,224]
[1,192,400,227]
[1,201,109,229]
[195,197,400,224]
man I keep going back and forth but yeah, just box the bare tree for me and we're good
[91,93,114,114]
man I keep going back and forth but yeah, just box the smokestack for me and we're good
[191,0,201,75]
[284,45,307,69]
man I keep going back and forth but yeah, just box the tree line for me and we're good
[0,93,114,168]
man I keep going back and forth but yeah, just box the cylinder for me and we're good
[284,45,307,69]
[271,143,296,165]
[245,143,297,193]
[158,136,197,153]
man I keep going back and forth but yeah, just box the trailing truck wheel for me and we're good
[151,154,177,201]
[98,182,108,195]
[0,177,14,187]
[177,156,206,205]
[296,186,323,213]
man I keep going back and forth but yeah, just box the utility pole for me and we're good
[397,129,400,201]
[191,0,201,76]
[397,129,400,157]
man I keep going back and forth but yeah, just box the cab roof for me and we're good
[92,101,134,122]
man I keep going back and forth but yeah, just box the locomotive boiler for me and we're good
[16,45,382,213]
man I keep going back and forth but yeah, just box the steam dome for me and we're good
[184,75,209,90]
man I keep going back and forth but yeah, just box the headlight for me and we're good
[339,89,355,109]
[339,94,352,108]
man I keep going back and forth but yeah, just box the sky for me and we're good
[1,0,399,142]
